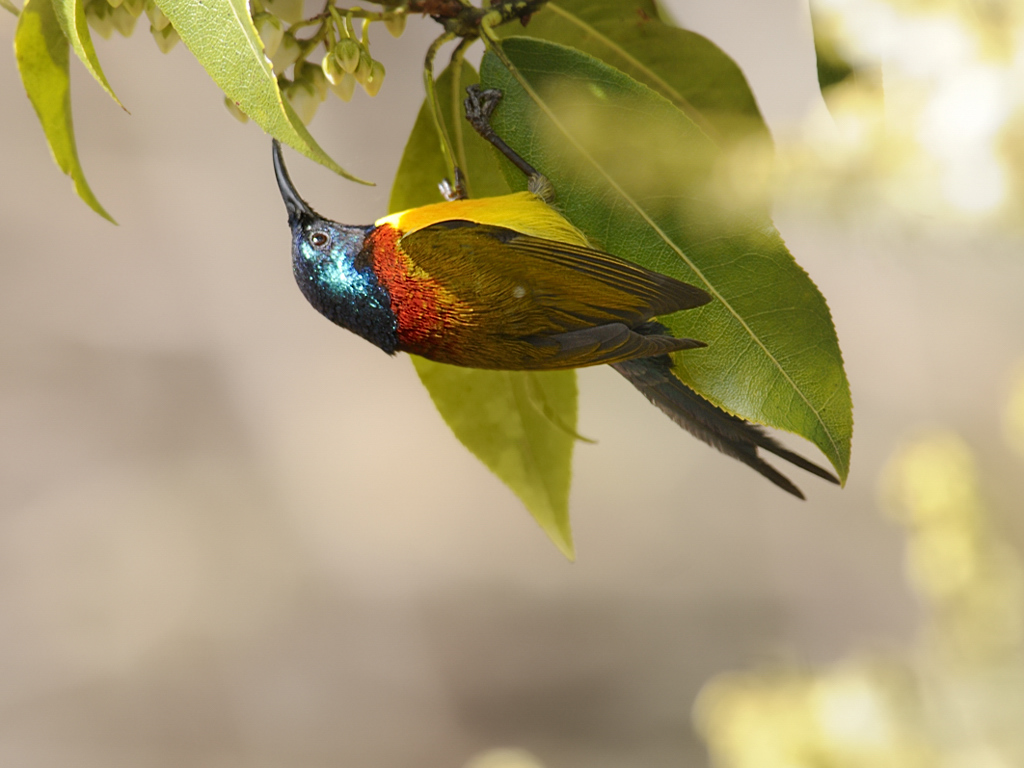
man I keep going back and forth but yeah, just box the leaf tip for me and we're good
[86,196,117,224]
[72,174,116,223]
[542,522,575,561]
[349,174,376,187]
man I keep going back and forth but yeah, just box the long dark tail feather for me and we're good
[611,348,840,499]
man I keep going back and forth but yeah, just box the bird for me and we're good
[271,85,839,498]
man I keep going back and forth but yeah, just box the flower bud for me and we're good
[329,71,356,102]
[284,78,320,125]
[111,4,137,36]
[263,0,302,24]
[269,31,301,72]
[362,59,385,97]
[151,22,179,53]
[383,11,405,38]
[223,95,249,123]
[145,0,170,31]
[86,1,116,39]
[321,51,343,85]
[296,60,328,101]
[333,37,361,74]
[122,0,144,18]
[352,49,373,86]
[253,12,284,58]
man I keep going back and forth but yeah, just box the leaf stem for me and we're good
[447,35,474,195]
[423,30,463,196]
[478,11,516,73]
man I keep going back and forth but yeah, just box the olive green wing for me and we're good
[404,221,710,324]
[399,221,711,370]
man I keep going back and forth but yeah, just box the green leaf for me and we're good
[811,9,855,93]
[390,61,578,560]
[153,0,366,182]
[500,0,770,147]
[2,0,21,16]
[810,9,882,117]
[15,0,115,222]
[413,362,578,560]
[481,38,852,482]
[390,60,511,209]
[53,0,125,109]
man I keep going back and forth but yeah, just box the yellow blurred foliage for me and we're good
[463,748,547,768]
[696,661,936,768]
[1002,363,1024,461]
[695,422,1024,767]
[772,0,1024,226]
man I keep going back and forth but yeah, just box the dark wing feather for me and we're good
[536,325,706,368]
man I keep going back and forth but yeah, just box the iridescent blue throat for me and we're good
[290,217,399,354]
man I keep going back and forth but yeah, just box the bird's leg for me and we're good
[425,30,469,201]
[464,84,555,203]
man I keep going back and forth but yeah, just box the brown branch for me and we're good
[373,0,550,37]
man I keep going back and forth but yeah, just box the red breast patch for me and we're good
[367,224,458,354]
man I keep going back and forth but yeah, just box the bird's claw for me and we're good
[464,85,503,135]
[439,168,468,201]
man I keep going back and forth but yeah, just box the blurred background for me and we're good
[2,0,1023,766]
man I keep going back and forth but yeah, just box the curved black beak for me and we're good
[272,139,316,223]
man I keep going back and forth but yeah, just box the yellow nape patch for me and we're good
[377,192,591,248]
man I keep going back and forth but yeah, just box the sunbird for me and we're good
[273,85,838,498]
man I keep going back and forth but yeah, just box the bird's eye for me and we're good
[309,230,330,248]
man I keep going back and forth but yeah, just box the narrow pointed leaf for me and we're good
[499,0,769,147]
[153,0,366,182]
[53,0,125,109]
[481,39,852,481]
[390,62,577,559]
[15,0,114,222]
[2,0,21,16]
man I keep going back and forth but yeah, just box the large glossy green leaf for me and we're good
[53,0,124,109]
[500,0,769,147]
[481,38,852,481]
[153,0,364,182]
[15,0,114,222]
[390,61,578,560]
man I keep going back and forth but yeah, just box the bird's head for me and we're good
[272,140,396,351]
[272,139,369,270]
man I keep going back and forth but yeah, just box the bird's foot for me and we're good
[463,84,555,204]
[439,168,468,201]
[464,85,503,135]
